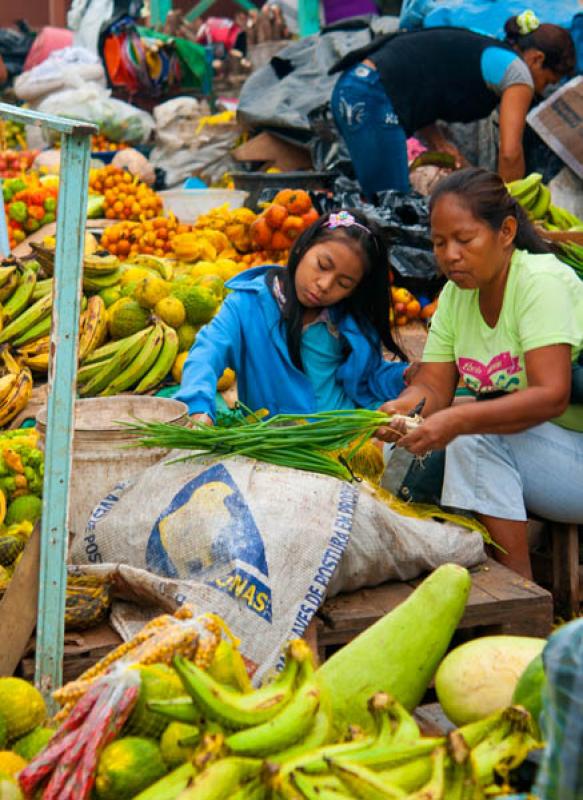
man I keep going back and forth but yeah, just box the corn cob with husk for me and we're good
[53,607,224,718]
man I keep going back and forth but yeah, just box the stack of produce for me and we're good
[1,565,538,799]
[249,190,319,262]
[91,134,129,153]
[507,172,583,278]
[3,177,58,249]
[391,286,437,326]
[88,165,163,221]
[100,216,190,259]
[0,676,53,792]
[2,607,222,799]
[0,427,42,590]
[0,150,38,179]
[0,119,27,150]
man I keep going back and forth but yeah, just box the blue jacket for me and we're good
[175,266,408,419]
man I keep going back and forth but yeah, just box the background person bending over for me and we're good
[377,168,583,579]
[328,11,575,198]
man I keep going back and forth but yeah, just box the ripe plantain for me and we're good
[0,269,20,303]
[2,269,37,324]
[16,335,50,357]
[134,323,179,394]
[100,323,164,396]
[0,367,33,427]
[79,326,154,397]
[21,352,49,373]
[0,265,17,289]
[78,295,108,362]
[0,374,17,403]
[0,292,53,345]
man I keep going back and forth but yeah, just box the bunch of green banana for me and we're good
[77,321,178,396]
[82,253,124,294]
[506,173,551,221]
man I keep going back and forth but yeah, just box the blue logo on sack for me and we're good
[146,463,271,621]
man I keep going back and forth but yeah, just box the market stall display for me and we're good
[0,570,547,798]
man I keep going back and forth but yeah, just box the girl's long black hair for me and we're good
[429,167,555,254]
[268,209,406,372]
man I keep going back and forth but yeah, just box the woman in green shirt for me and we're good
[378,167,583,578]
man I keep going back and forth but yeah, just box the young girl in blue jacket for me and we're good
[175,209,409,422]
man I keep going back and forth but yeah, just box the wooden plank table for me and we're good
[314,559,553,662]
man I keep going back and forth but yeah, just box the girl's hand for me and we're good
[191,413,213,426]
[397,408,461,455]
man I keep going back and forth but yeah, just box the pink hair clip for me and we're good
[326,210,370,233]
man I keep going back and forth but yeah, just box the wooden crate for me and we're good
[19,623,122,685]
[314,559,553,663]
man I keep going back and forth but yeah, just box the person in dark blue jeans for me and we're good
[329,13,574,199]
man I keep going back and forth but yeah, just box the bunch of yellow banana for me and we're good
[77,321,178,397]
[0,349,33,428]
[137,641,540,800]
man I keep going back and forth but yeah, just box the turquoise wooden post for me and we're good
[298,0,320,37]
[0,104,96,703]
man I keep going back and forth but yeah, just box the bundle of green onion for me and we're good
[121,408,393,481]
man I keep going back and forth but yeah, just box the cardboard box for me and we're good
[232,132,313,171]
[527,76,583,179]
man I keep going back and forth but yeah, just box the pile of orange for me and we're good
[89,165,162,221]
[250,190,319,252]
[92,135,128,152]
[100,216,192,258]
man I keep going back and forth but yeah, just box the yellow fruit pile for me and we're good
[89,165,162,221]
[100,216,189,259]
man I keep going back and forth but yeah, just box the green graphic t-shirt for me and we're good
[423,249,583,432]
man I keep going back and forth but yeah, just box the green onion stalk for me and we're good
[120,407,393,482]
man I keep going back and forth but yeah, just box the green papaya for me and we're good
[316,563,471,733]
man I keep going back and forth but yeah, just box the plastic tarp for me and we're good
[400,0,579,37]
[237,16,398,135]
